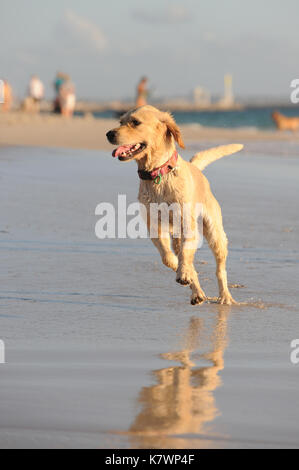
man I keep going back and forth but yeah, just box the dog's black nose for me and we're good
[106,130,117,143]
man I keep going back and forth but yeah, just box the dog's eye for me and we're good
[131,119,141,127]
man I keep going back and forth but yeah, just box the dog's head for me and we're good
[106,105,184,164]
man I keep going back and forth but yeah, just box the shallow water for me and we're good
[0,144,298,448]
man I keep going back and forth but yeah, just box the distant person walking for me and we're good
[136,76,148,107]
[59,79,76,118]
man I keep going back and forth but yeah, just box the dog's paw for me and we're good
[176,267,193,286]
[176,277,190,286]
[191,294,206,305]
[190,287,206,305]
[218,291,237,305]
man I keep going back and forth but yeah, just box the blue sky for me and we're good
[1,0,299,100]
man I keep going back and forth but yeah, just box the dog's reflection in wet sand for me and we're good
[128,306,231,448]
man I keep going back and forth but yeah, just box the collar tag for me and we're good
[154,174,162,185]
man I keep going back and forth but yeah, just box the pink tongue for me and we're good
[112,145,133,158]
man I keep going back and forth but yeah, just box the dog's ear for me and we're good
[160,112,185,149]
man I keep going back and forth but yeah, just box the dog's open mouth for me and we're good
[112,142,146,161]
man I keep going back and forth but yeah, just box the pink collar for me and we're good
[138,151,178,184]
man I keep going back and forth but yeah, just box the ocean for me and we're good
[78,105,299,130]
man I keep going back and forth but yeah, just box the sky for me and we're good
[1,0,299,101]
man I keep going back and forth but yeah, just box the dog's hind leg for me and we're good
[203,207,236,305]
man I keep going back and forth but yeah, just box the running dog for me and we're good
[106,105,243,305]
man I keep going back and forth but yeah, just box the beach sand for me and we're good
[0,143,298,448]
[1,111,299,151]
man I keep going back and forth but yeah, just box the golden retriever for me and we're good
[106,105,243,305]
[272,111,299,131]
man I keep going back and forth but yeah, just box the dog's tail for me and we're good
[190,144,244,171]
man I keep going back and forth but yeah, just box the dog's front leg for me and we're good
[151,235,178,272]
[147,217,178,272]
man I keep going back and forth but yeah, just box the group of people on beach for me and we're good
[1,75,149,117]
[1,72,77,117]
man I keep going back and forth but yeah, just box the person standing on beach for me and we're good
[59,79,76,118]
[28,75,44,112]
[54,72,65,95]
[136,76,148,107]
[1,80,13,112]
[53,72,67,113]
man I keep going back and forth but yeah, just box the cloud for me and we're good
[63,9,107,51]
[132,4,192,24]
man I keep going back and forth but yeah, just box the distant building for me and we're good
[193,86,211,106]
[218,74,235,108]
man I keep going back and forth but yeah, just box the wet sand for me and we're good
[1,111,299,151]
[0,143,298,448]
